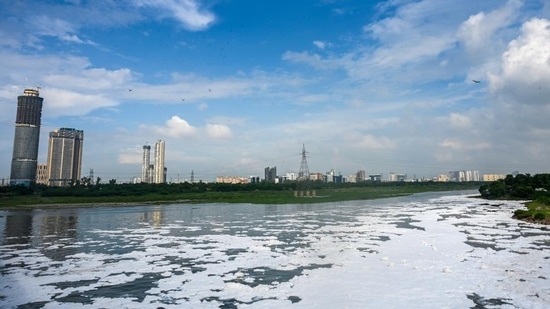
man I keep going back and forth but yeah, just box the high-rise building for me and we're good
[154,140,165,183]
[142,145,151,183]
[10,89,44,186]
[47,128,84,186]
[141,140,166,183]
[356,170,366,182]
[264,166,277,182]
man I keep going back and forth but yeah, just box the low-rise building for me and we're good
[483,174,506,182]
[216,176,249,184]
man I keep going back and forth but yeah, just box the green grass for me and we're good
[0,183,480,208]
[513,200,550,223]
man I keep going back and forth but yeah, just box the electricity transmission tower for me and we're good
[298,144,310,181]
[296,144,315,197]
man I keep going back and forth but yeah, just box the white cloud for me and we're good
[282,51,341,70]
[448,112,471,129]
[44,68,133,90]
[457,0,522,58]
[30,15,95,45]
[489,17,550,106]
[439,139,490,151]
[42,88,118,117]
[153,115,198,138]
[206,123,232,139]
[313,40,327,49]
[356,134,395,150]
[198,102,208,110]
[135,0,215,31]
[118,149,143,164]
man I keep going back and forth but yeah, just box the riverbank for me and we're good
[0,183,481,209]
[512,200,550,225]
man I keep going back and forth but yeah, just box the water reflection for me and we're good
[2,211,33,245]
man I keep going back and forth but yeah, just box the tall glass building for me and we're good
[10,89,43,186]
[47,128,84,186]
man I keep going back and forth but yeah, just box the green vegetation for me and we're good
[478,173,550,224]
[0,180,482,209]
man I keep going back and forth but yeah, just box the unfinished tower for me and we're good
[10,89,44,186]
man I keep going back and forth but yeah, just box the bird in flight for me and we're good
[472,80,481,84]
[128,89,133,91]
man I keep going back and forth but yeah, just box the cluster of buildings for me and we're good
[139,141,166,184]
[9,89,84,187]
[216,168,494,185]
[6,88,169,187]
[4,89,511,187]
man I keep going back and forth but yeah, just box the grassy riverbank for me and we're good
[1,182,481,209]
[513,199,550,225]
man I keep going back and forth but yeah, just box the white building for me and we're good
[154,140,166,183]
[285,172,297,181]
[141,140,166,184]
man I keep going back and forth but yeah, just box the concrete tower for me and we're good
[142,144,151,183]
[10,89,44,186]
[154,140,165,183]
[47,128,84,186]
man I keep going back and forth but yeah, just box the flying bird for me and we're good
[128,89,133,92]
[472,80,481,84]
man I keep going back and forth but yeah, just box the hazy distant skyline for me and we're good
[1,0,549,182]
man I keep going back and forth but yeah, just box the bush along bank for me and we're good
[479,173,550,224]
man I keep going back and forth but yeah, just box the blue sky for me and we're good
[1,0,550,182]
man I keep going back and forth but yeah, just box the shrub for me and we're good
[513,209,531,219]
[534,212,546,221]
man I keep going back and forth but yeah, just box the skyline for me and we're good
[1,0,549,182]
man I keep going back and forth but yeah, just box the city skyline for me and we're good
[1,1,549,182]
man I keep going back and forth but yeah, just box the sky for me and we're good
[1,0,549,183]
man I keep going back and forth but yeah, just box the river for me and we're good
[1,191,548,308]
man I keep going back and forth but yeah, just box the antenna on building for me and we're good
[24,77,42,91]
[191,170,195,183]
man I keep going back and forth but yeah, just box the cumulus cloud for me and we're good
[489,18,550,106]
[156,115,198,138]
[457,0,522,58]
[206,123,232,139]
[135,0,215,31]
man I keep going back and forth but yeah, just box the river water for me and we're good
[0,191,549,308]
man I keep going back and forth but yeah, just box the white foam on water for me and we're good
[1,193,548,308]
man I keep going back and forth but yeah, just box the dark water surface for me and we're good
[1,191,548,308]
